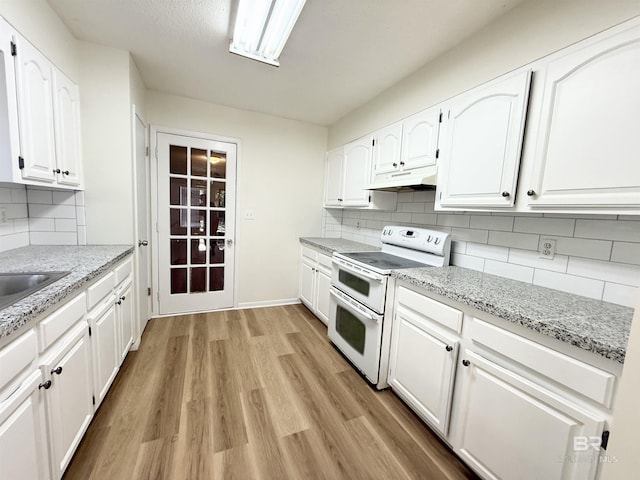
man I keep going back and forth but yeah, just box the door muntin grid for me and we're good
[168,146,227,294]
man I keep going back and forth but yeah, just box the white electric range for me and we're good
[328,226,451,389]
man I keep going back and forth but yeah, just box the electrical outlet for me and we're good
[244,209,256,220]
[539,238,556,260]
[0,207,7,225]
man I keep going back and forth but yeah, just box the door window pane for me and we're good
[191,148,208,177]
[170,209,187,235]
[338,269,370,296]
[190,210,207,236]
[209,267,224,291]
[211,240,225,264]
[191,239,207,264]
[170,239,187,265]
[336,306,366,354]
[210,211,226,236]
[211,152,226,179]
[191,268,206,292]
[191,179,208,207]
[170,145,187,174]
[171,268,187,293]
[170,178,187,205]
[211,181,225,207]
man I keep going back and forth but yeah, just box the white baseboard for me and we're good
[235,298,301,310]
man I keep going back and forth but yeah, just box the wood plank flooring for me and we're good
[63,304,477,480]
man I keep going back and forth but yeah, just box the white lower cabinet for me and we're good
[299,245,332,325]
[88,299,119,408]
[116,279,134,363]
[452,351,605,480]
[0,370,49,480]
[40,323,93,479]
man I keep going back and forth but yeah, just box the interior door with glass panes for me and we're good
[156,132,236,315]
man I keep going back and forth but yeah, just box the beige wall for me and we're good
[329,0,640,147]
[0,0,78,82]
[129,55,146,121]
[146,91,327,306]
[79,42,134,244]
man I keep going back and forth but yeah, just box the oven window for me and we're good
[335,306,366,355]
[338,269,370,297]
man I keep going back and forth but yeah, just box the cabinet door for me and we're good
[53,69,82,187]
[437,69,531,209]
[14,33,56,183]
[42,324,93,478]
[388,306,458,436]
[299,258,315,310]
[371,122,402,183]
[343,136,372,207]
[90,302,119,406]
[0,370,49,480]
[401,107,440,172]
[117,282,134,363]
[314,267,331,325]
[527,24,640,210]
[453,351,604,480]
[324,147,344,207]
[0,19,21,183]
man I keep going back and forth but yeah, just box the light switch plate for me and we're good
[244,209,256,220]
[539,238,556,260]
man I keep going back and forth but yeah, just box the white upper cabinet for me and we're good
[524,22,640,212]
[342,136,372,207]
[369,107,441,189]
[437,69,532,209]
[53,70,82,187]
[324,147,344,207]
[14,32,57,184]
[0,18,21,183]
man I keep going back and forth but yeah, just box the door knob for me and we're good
[138,240,149,247]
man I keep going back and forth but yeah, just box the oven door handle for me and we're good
[332,258,385,282]
[329,288,378,323]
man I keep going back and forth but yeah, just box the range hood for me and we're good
[367,165,438,191]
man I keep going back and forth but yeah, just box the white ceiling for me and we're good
[47,0,526,126]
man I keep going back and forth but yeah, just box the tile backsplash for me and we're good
[323,191,640,308]
[0,184,86,253]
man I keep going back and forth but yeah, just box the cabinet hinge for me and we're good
[435,148,440,159]
[10,41,17,56]
[92,395,96,406]
[439,192,442,200]
[601,430,610,450]
[372,138,375,147]
[18,156,24,169]
[145,146,149,157]
[368,195,372,202]
[147,287,151,296]
[88,326,92,337]
[155,146,158,159]
[439,112,443,123]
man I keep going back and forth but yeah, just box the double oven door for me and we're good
[329,255,387,385]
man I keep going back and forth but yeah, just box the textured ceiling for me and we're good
[47,0,526,125]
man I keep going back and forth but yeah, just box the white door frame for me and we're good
[150,126,241,316]
[131,105,151,348]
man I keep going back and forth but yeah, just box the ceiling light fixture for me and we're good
[230,0,307,67]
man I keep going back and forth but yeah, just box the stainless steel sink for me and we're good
[0,272,70,310]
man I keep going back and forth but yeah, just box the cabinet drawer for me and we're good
[396,286,463,333]
[317,253,332,272]
[470,318,616,408]
[86,272,115,311]
[301,246,318,263]
[0,329,37,390]
[114,257,132,285]
[38,292,86,352]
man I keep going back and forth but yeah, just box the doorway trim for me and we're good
[149,125,241,316]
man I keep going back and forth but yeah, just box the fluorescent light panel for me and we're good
[230,0,307,67]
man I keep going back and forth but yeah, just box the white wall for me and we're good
[78,42,134,244]
[146,91,327,306]
[329,0,640,147]
[129,55,146,121]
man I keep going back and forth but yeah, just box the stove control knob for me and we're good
[426,235,432,243]
[388,229,393,236]
[434,238,441,245]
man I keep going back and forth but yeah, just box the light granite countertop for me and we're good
[394,266,633,364]
[0,245,134,346]
[300,237,380,255]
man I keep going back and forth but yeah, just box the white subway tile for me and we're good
[360,211,376,220]
[413,191,436,203]
[567,258,640,287]
[513,216,575,236]
[29,204,77,219]
[488,231,539,251]
[374,212,392,221]
[0,232,29,252]
[611,242,640,266]
[437,214,470,228]
[423,202,436,214]
[27,189,53,204]
[12,218,29,234]
[533,270,604,300]
[602,283,639,308]
[469,215,514,232]
[0,224,13,235]
[508,249,568,273]
[10,187,27,203]
[484,259,534,283]
[77,226,87,245]
[0,188,11,203]
[451,241,467,254]
[451,253,485,271]
[74,191,85,206]
[411,213,437,225]
[391,212,412,223]
[544,213,618,220]
[30,231,78,245]
[400,202,425,213]
[467,243,509,261]
[398,192,414,202]
[552,237,612,261]
[6,204,27,219]
[55,219,78,232]
[450,227,488,244]
[364,220,382,229]
[52,191,76,206]
[575,219,640,242]
[29,218,55,232]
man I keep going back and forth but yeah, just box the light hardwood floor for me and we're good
[63,304,478,480]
